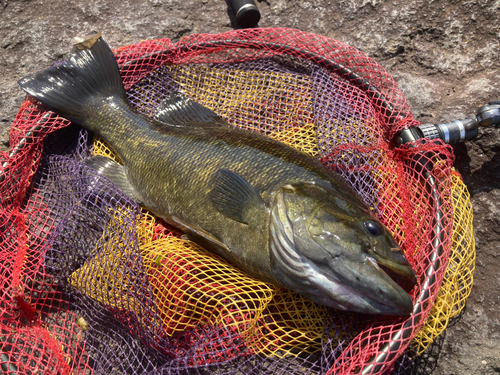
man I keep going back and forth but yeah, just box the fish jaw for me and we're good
[269,186,415,316]
[370,251,417,293]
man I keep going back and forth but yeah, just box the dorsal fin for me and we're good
[154,91,230,127]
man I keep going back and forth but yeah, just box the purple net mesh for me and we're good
[1,28,469,375]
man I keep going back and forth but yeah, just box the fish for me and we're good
[18,33,416,316]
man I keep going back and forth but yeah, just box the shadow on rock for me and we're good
[453,142,500,196]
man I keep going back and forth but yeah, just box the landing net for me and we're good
[0,28,475,374]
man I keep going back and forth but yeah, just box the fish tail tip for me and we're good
[71,31,102,51]
[17,32,125,127]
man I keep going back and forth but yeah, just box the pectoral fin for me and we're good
[171,215,232,254]
[83,155,143,204]
[208,169,266,225]
[154,91,230,127]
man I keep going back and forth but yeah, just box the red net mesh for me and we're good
[0,28,458,374]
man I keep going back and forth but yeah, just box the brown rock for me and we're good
[1,1,499,373]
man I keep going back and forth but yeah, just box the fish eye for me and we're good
[364,220,383,236]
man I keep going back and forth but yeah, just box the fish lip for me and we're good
[371,253,417,292]
[318,259,414,316]
[373,253,415,278]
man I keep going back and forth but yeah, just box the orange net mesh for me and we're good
[0,28,474,374]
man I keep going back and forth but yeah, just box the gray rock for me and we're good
[1,0,499,374]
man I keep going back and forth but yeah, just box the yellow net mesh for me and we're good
[70,63,475,360]
[410,172,475,355]
[70,201,325,357]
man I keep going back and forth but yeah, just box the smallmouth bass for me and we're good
[19,33,416,316]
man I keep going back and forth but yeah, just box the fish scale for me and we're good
[18,33,416,316]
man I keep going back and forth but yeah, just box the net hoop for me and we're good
[0,28,474,375]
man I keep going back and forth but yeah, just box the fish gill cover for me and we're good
[0,28,475,374]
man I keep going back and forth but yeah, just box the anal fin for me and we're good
[171,215,232,255]
[83,155,143,204]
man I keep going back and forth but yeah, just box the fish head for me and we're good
[269,182,416,316]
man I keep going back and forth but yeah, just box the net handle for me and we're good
[120,39,445,373]
[6,33,444,374]
[358,171,445,374]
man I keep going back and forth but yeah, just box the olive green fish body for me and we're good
[89,97,360,283]
[19,35,417,316]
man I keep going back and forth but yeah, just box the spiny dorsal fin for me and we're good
[209,169,266,225]
[83,155,143,204]
[154,91,230,127]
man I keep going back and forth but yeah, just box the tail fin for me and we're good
[18,33,126,126]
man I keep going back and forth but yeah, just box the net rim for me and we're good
[2,27,457,375]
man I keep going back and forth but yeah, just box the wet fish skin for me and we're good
[18,35,416,316]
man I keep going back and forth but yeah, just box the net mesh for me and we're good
[0,28,475,374]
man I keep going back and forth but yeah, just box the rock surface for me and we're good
[1,0,499,373]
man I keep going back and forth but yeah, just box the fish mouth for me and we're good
[370,253,417,294]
